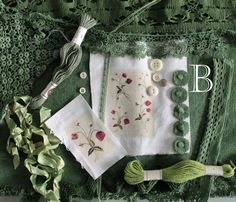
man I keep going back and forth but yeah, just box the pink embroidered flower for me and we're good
[126,78,132,84]
[96,131,106,141]
[71,133,78,140]
[146,108,151,113]
[124,118,130,125]
[145,100,152,106]
[122,73,127,78]
[111,110,116,114]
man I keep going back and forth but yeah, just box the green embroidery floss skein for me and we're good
[124,160,236,185]
[30,14,97,109]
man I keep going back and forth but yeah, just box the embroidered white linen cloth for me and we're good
[45,95,127,179]
[90,54,191,155]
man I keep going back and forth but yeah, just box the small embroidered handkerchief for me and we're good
[45,95,127,179]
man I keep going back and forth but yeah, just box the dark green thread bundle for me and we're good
[30,14,97,110]
[124,160,236,185]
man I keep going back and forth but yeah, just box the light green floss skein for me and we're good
[124,160,236,185]
[30,14,97,109]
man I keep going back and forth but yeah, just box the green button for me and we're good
[171,87,187,103]
[173,70,188,86]
[173,121,189,136]
[173,103,189,120]
[173,137,189,154]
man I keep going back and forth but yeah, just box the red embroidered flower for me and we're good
[71,133,78,140]
[124,118,130,125]
[126,78,132,84]
[111,110,116,114]
[122,73,127,78]
[146,108,151,113]
[96,131,106,141]
[145,100,152,106]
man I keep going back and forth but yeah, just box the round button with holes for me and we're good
[150,58,163,71]
[147,86,159,96]
[79,87,86,94]
[152,72,163,83]
[80,72,87,79]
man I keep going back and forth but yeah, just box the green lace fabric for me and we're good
[0,0,236,201]
[0,1,74,114]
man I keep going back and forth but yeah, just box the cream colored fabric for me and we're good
[90,54,191,155]
[45,95,127,179]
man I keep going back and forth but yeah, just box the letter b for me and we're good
[190,64,213,92]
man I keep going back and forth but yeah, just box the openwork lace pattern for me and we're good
[183,59,234,201]
[0,1,72,113]
[4,0,236,32]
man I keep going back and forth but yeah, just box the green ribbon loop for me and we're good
[3,96,64,202]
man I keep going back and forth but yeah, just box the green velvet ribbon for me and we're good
[2,96,64,202]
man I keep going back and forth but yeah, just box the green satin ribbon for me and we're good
[2,96,64,202]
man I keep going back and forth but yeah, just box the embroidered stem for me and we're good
[99,53,111,121]
[95,53,111,201]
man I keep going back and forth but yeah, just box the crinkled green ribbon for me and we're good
[2,96,64,202]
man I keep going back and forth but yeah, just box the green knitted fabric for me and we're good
[0,0,236,201]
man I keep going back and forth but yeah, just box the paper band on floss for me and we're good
[40,81,58,99]
[205,166,224,176]
[144,170,162,181]
[72,26,88,46]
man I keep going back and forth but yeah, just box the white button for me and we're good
[150,59,163,71]
[80,72,87,79]
[79,87,86,94]
[147,86,159,96]
[152,72,163,82]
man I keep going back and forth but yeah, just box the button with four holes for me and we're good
[150,58,163,71]
[80,72,87,79]
[152,72,163,82]
[147,86,159,96]
[79,87,86,94]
